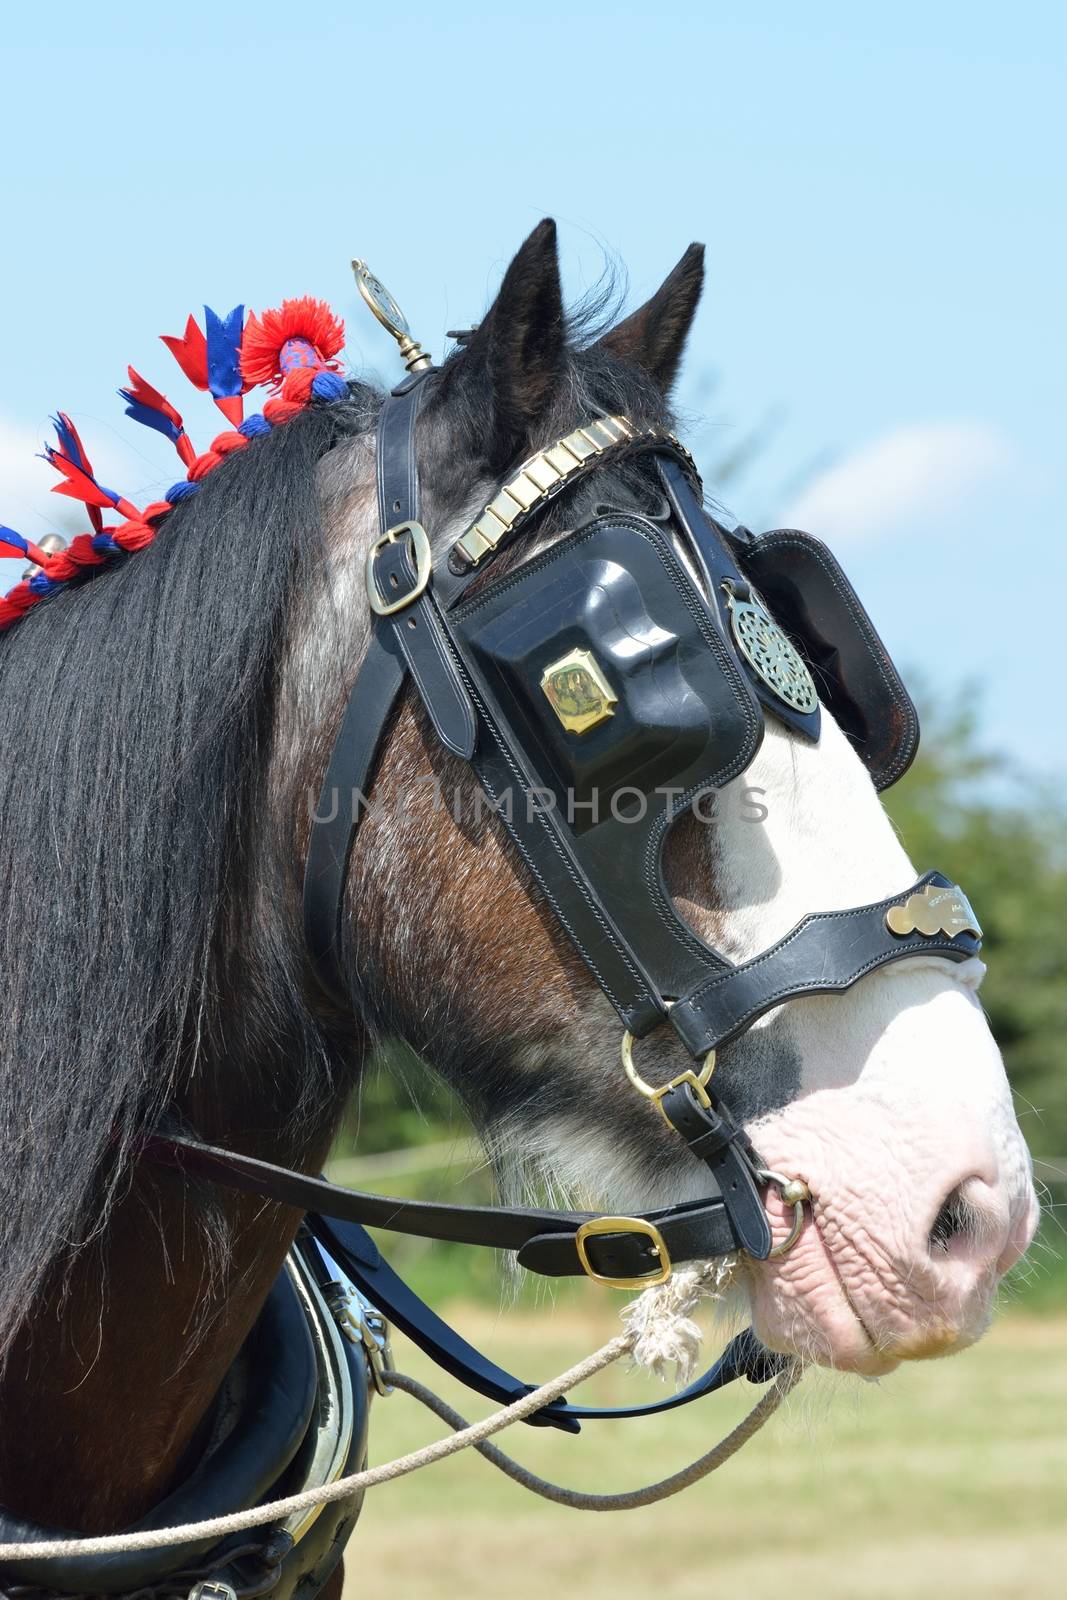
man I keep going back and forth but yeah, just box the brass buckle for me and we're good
[620,1029,716,1125]
[574,1216,672,1289]
[366,520,432,617]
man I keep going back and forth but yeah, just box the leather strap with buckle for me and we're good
[574,1217,671,1289]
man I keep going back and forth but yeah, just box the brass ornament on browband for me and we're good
[352,260,433,374]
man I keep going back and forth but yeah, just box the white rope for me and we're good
[388,1359,802,1510]
[0,1333,801,1561]
[0,1335,630,1561]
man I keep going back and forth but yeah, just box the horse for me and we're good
[0,219,1038,1594]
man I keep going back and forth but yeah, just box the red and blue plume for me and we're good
[205,305,246,424]
[161,313,208,389]
[119,368,197,468]
[43,413,140,526]
[0,525,51,569]
[241,298,346,405]
[162,305,250,425]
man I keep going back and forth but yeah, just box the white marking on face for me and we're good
[499,711,1037,1371]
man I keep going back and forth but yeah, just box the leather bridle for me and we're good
[147,353,982,1430]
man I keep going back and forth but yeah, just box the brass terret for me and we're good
[352,260,433,373]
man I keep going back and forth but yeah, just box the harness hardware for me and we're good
[621,1027,716,1121]
[574,1216,672,1289]
[758,1169,812,1259]
[353,258,434,373]
[365,521,432,616]
[451,414,700,571]
[721,577,819,715]
[359,1306,395,1398]
[325,1279,395,1397]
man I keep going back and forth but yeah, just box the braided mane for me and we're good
[0,298,347,631]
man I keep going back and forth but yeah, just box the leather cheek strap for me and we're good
[372,535,476,760]
[369,375,477,760]
[377,373,424,529]
[303,375,478,1003]
[656,1083,773,1261]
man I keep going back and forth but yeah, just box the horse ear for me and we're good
[455,218,566,469]
[597,243,705,393]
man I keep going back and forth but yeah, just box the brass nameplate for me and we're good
[540,648,617,735]
[885,883,982,940]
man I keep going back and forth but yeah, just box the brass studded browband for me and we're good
[451,415,699,569]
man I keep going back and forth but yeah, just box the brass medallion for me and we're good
[885,883,982,940]
[723,582,818,715]
[540,648,618,735]
[351,260,432,372]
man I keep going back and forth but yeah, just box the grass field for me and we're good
[340,1299,1067,1600]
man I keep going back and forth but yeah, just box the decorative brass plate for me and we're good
[885,883,982,940]
[723,582,818,715]
[540,648,618,735]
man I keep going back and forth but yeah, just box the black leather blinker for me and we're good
[443,513,764,1024]
[726,525,919,789]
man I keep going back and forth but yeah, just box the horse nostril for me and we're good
[929,1185,974,1253]
[928,1177,1005,1262]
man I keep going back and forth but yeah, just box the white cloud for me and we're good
[783,421,1017,547]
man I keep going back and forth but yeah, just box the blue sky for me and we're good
[2,3,1064,779]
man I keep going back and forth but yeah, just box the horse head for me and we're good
[0,221,1037,1569]
[291,220,1037,1375]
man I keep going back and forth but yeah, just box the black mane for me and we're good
[0,391,370,1357]
[0,289,677,1359]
